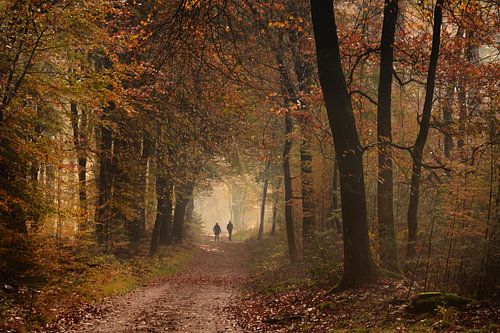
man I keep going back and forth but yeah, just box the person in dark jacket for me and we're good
[213,223,221,241]
[226,220,234,241]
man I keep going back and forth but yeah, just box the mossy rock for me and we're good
[409,292,472,313]
[317,301,334,311]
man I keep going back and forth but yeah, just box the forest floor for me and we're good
[53,236,250,333]
[3,234,499,332]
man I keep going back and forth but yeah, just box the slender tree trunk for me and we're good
[185,196,194,224]
[70,103,89,231]
[275,48,298,262]
[95,102,115,247]
[310,0,375,289]
[151,174,168,254]
[443,84,454,157]
[286,0,316,249]
[133,135,153,240]
[283,113,298,261]
[406,0,444,258]
[258,158,272,240]
[376,0,399,272]
[300,132,315,248]
[159,183,173,245]
[271,177,281,235]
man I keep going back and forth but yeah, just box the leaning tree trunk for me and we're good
[258,158,272,241]
[310,0,375,289]
[406,0,444,258]
[376,0,399,272]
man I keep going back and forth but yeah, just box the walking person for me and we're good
[226,220,233,241]
[213,223,221,241]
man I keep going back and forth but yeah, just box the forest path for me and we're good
[71,236,249,333]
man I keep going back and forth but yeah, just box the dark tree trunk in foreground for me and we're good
[310,0,375,288]
[96,102,115,246]
[332,159,342,234]
[376,0,399,272]
[258,158,272,241]
[406,0,444,258]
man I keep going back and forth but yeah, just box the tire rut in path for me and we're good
[72,239,249,333]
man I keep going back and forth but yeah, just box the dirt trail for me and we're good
[70,238,249,333]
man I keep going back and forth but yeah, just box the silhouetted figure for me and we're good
[227,220,233,241]
[213,223,221,241]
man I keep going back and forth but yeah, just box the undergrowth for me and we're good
[0,236,192,331]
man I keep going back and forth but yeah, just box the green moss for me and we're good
[409,292,472,313]
[317,301,335,311]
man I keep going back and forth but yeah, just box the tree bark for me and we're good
[271,176,282,235]
[276,49,298,262]
[283,113,298,261]
[171,183,193,242]
[376,0,399,272]
[159,182,173,245]
[70,102,88,230]
[406,0,444,258]
[151,173,169,254]
[443,84,454,157]
[286,0,316,248]
[258,158,272,241]
[332,159,342,234]
[310,0,375,288]
[95,102,115,247]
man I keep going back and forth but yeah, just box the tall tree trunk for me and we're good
[376,0,399,272]
[406,0,444,258]
[95,102,115,247]
[159,183,173,245]
[310,0,375,289]
[283,113,298,261]
[271,176,282,235]
[171,183,193,242]
[300,132,315,248]
[70,102,88,231]
[151,173,169,254]
[276,49,298,262]
[443,84,454,157]
[332,159,342,234]
[136,134,154,238]
[185,196,194,224]
[258,158,272,241]
[286,0,316,249]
